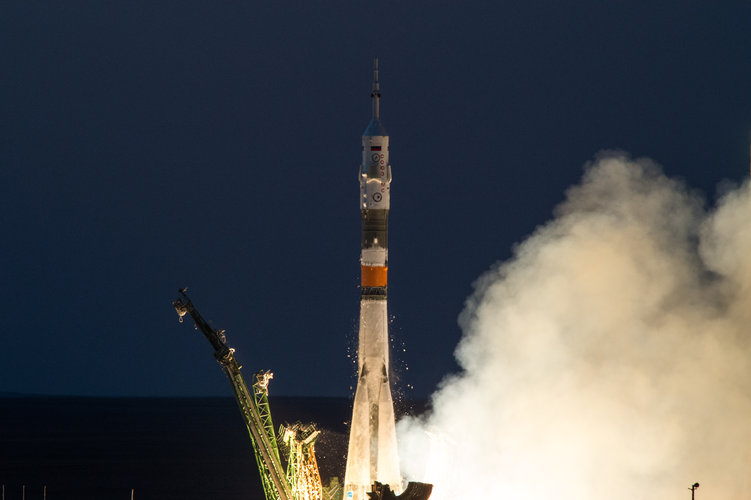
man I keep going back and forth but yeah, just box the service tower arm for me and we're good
[173,289,293,500]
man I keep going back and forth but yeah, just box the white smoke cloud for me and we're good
[397,152,751,500]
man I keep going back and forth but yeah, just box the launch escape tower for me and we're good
[174,289,323,500]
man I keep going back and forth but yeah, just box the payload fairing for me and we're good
[343,59,402,500]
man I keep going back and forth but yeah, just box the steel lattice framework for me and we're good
[174,290,293,500]
[281,423,324,500]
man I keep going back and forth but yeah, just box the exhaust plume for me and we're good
[398,152,751,499]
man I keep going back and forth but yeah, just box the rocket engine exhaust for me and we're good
[396,153,751,500]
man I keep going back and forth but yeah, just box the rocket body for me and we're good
[344,60,401,500]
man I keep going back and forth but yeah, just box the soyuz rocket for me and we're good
[344,59,402,499]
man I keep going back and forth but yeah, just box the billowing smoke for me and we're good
[397,152,751,499]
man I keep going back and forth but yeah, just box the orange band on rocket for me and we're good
[361,266,388,287]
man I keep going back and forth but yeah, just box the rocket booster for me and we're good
[344,59,401,500]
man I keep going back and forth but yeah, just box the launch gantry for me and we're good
[174,289,324,500]
[280,423,324,500]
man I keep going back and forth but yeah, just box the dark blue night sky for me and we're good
[2,1,750,398]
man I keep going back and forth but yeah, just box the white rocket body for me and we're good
[344,59,402,500]
[344,300,401,499]
[360,134,391,212]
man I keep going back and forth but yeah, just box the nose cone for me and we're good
[363,118,388,137]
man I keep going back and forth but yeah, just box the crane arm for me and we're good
[174,289,293,500]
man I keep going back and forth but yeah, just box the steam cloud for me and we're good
[397,152,751,499]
